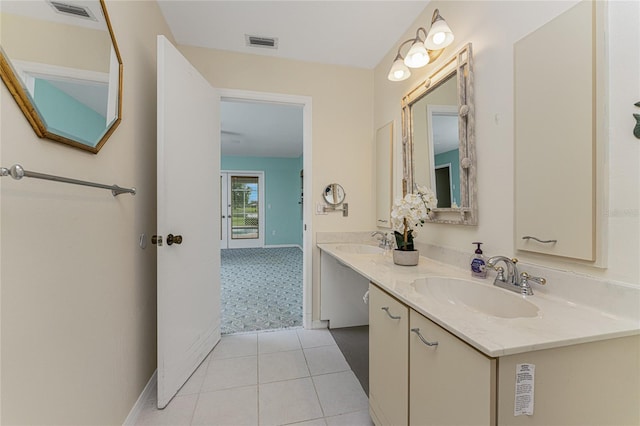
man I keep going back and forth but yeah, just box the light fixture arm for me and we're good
[431,8,443,24]
[414,27,428,43]
[393,26,430,59]
[394,38,419,60]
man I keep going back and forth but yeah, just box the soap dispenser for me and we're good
[470,242,487,278]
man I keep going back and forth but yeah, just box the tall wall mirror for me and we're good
[0,0,122,153]
[402,43,476,225]
[375,121,393,228]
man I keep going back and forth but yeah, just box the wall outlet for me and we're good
[272,230,276,236]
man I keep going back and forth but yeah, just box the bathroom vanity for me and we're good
[318,243,640,426]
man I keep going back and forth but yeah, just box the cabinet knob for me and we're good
[411,328,438,347]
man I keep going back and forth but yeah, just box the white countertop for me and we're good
[318,243,640,358]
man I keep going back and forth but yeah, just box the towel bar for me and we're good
[1,164,136,197]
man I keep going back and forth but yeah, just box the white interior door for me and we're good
[156,35,221,409]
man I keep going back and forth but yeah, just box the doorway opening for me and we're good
[219,90,311,335]
[434,164,453,208]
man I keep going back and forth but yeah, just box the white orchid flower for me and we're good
[390,183,437,235]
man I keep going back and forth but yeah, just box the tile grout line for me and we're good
[301,330,329,421]
[188,344,216,425]
[297,329,328,425]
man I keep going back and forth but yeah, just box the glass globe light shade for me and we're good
[403,41,430,68]
[388,58,411,81]
[425,19,454,50]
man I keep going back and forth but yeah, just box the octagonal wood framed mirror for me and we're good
[0,0,122,153]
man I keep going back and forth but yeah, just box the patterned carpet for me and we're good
[220,247,303,334]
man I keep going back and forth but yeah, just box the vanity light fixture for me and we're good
[387,9,454,82]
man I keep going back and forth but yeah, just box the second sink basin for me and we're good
[412,277,540,319]
[334,244,384,255]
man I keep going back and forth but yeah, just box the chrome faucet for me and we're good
[487,256,519,285]
[487,256,546,296]
[371,231,394,250]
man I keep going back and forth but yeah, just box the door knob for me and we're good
[151,235,163,246]
[167,234,183,245]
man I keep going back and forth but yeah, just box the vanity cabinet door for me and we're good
[514,0,603,261]
[409,310,496,426]
[369,284,409,426]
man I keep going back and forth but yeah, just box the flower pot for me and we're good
[393,249,419,266]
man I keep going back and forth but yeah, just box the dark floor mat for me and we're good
[329,325,369,396]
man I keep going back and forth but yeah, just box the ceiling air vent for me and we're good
[245,35,278,50]
[48,1,97,21]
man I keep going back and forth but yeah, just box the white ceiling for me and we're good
[157,1,429,69]
[221,100,304,158]
[158,1,430,158]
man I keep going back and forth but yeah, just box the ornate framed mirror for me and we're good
[0,0,122,153]
[402,43,476,225]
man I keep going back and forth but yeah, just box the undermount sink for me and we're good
[412,277,540,319]
[334,244,384,255]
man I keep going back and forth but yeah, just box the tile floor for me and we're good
[136,328,373,426]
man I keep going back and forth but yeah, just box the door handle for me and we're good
[167,234,183,246]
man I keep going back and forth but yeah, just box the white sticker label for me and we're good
[514,363,535,416]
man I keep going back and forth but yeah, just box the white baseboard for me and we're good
[264,244,302,250]
[311,320,329,329]
[123,370,157,426]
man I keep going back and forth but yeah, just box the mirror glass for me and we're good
[375,121,393,228]
[0,0,122,153]
[323,183,346,206]
[402,43,477,225]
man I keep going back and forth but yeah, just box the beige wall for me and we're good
[1,13,111,73]
[374,0,640,286]
[0,0,172,424]
[177,45,374,321]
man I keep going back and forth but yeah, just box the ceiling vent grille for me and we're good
[245,35,278,50]
[48,1,97,21]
